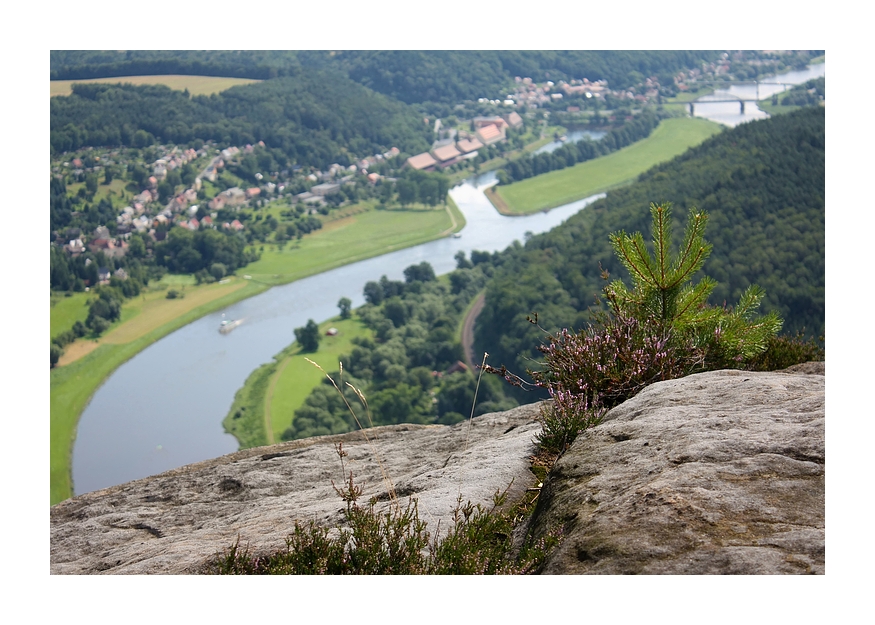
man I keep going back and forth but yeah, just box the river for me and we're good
[69,60,825,496]
[71,171,605,495]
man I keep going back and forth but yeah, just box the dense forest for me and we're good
[50,70,432,167]
[278,257,517,442]
[474,107,825,394]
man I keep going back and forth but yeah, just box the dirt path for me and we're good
[439,202,459,237]
[461,292,486,371]
[263,357,292,445]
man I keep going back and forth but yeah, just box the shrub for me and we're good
[205,446,560,575]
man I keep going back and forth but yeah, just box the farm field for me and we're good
[50,74,261,97]
[489,117,723,214]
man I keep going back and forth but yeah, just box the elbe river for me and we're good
[70,62,825,496]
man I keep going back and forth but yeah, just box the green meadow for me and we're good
[242,201,463,286]
[50,292,91,338]
[490,117,723,214]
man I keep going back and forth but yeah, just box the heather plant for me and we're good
[206,444,561,575]
[207,357,561,575]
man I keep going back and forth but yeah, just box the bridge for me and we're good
[685,79,797,115]
[687,96,762,115]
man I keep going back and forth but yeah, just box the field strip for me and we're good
[264,357,292,446]
[51,74,260,97]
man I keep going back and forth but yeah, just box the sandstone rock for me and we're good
[51,404,543,574]
[528,368,825,574]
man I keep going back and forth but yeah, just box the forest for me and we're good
[281,256,517,441]
[474,107,825,394]
[50,70,433,167]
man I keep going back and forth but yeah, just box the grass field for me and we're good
[221,315,373,448]
[266,317,373,442]
[65,178,131,209]
[242,202,463,285]
[490,117,723,214]
[50,292,91,338]
[50,75,260,97]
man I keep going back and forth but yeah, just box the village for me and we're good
[51,66,705,285]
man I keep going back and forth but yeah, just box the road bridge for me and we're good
[688,96,762,115]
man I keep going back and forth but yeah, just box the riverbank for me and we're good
[50,201,464,504]
[487,117,723,215]
[50,276,268,504]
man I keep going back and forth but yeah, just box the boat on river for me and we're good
[219,319,243,334]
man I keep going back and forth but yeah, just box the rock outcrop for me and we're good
[51,403,543,574]
[529,365,825,574]
[51,364,825,575]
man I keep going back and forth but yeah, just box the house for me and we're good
[245,187,261,199]
[187,218,200,231]
[201,216,214,228]
[367,173,381,185]
[98,267,111,284]
[311,182,341,196]
[135,190,153,204]
[504,111,524,129]
[224,188,246,206]
[456,137,484,154]
[445,360,469,375]
[229,219,244,231]
[431,143,462,167]
[326,327,338,336]
[208,194,227,211]
[472,116,508,131]
[475,123,504,145]
[66,239,84,255]
[113,268,128,280]
[406,152,437,171]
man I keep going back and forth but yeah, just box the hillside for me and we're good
[50,70,432,167]
[475,107,824,386]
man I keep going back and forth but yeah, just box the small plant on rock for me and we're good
[491,202,784,456]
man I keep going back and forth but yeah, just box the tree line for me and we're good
[474,107,825,397]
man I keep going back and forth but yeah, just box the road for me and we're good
[461,292,486,371]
